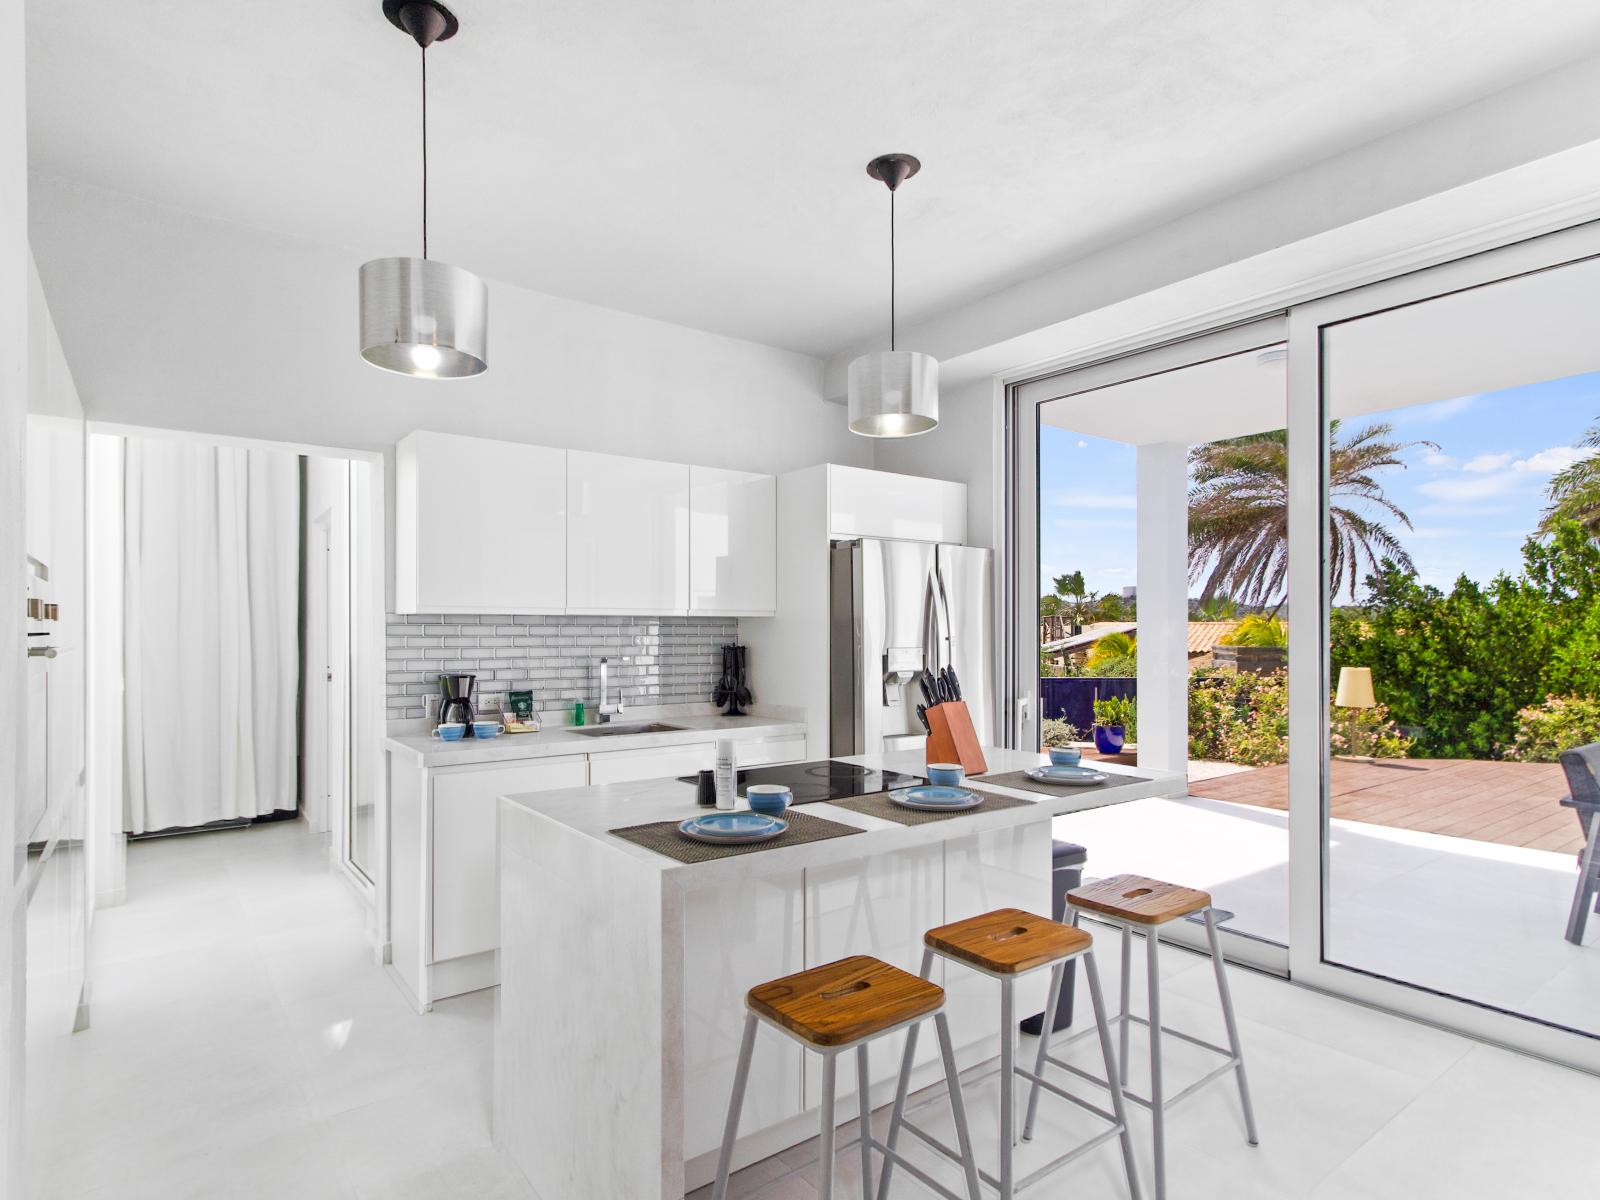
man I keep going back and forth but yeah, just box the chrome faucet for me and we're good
[597,656,625,723]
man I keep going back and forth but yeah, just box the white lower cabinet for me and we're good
[802,843,945,1109]
[941,824,1054,1053]
[432,757,590,963]
[587,742,715,786]
[681,871,807,1160]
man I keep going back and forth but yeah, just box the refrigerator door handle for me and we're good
[933,556,954,679]
[921,566,941,678]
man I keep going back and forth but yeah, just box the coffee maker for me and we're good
[438,673,478,735]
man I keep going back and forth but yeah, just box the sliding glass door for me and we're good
[1288,225,1600,1067]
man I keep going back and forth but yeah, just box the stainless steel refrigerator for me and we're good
[829,538,994,756]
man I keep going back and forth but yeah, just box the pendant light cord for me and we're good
[420,46,429,260]
[889,188,896,352]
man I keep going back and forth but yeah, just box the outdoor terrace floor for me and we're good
[1185,757,1582,854]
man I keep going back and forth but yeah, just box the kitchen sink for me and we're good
[572,722,686,737]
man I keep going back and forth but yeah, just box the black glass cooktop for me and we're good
[676,760,924,805]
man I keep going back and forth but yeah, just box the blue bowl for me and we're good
[472,722,504,739]
[926,763,965,787]
[1049,747,1082,766]
[746,784,792,816]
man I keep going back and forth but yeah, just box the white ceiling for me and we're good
[26,1,1600,357]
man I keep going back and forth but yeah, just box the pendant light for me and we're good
[847,153,937,437]
[359,1,487,378]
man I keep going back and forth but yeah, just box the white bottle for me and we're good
[714,739,736,811]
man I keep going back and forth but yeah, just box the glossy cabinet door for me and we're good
[585,742,715,786]
[941,824,1054,1054]
[681,871,806,1159]
[803,843,945,1109]
[827,463,967,545]
[688,466,776,615]
[396,431,567,614]
[431,756,589,962]
[567,450,690,614]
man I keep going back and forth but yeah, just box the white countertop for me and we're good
[384,711,805,767]
[499,747,1184,887]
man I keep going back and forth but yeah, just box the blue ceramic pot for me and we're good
[1093,725,1126,755]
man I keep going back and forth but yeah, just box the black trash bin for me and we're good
[1019,839,1087,1036]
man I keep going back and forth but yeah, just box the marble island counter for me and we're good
[493,748,1183,1199]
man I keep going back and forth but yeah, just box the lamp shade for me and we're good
[1334,666,1376,709]
[847,349,938,437]
[359,256,487,378]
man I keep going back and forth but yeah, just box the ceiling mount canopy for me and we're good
[360,0,488,379]
[847,152,937,438]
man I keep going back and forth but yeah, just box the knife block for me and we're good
[924,701,987,776]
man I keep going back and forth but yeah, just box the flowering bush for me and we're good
[1186,669,1411,765]
[1040,718,1082,748]
[1509,695,1600,762]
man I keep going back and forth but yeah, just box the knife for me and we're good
[920,672,938,708]
[915,703,930,734]
[946,667,962,701]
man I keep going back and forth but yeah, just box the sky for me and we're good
[1039,370,1600,605]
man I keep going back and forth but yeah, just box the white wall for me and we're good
[0,0,25,1189]
[872,376,1001,552]
[28,175,871,480]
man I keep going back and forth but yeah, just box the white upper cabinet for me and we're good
[689,466,776,616]
[395,432,566,615]
[827,463,966,544]
[566,450,690,614]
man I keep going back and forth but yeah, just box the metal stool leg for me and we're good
[1021,962,1066,1141]
[999,976,1016,1198]
[934,1011,984,1200]
[819,1052,838,1200]
[1146,926,1166,1200]
[876,949,935,1200]
[1118,923,1133,1088]
[1084,949,1144,1200]
[712,1013,759,1200]
[1203,907,1259,1146]
[856,1043,873,1200]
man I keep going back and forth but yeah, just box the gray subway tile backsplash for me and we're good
[385,612,737,720]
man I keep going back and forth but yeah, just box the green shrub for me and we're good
[1040,718,1082,748]
[1093,695,1137,738]
[1186,668,1410,765]
[1219,614,1288,648]
[1510,695,1600,762]
[1084,653,1137,678]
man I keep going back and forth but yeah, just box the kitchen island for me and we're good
[493,748,1184,1199]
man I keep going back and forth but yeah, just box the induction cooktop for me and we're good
[676,760,924,805]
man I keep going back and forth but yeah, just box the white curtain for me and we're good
[123,438,301,834]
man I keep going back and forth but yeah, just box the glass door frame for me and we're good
[1005,316,1290,971]
[1285,219,1600,1073]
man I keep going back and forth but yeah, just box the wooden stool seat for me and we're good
[1068,874,1211,925]
[924,907,1091,976]
[747,955,944,1048]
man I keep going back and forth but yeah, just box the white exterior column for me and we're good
[1135,442,1189,775]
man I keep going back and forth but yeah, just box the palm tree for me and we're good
[1540,418,1600,536]
[1188,422,1430,607]
[1052,571,1098,632]
[1086,631,1135,669]
[1191,595,1238,622]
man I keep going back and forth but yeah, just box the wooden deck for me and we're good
[1185,758,1583,854]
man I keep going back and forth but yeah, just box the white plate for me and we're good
[889,786,984,812]
[1024,765,1109,787]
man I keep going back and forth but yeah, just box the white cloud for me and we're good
[1420,450,1457,470]
[1046,489,1136,511]
[1416,474,1518,502]
[1076,440,1088,448]
[1513,446,1587,474]
[1463,452,1513,473]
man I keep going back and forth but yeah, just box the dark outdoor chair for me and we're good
[1558,742,1600,945]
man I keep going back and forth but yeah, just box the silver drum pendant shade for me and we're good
[847,349,938,437]
[359,256,487,378]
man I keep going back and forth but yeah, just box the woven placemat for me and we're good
[974,769,1154,794]
[608,809,865,864]
[827,788,1036,827]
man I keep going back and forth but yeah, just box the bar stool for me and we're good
[712,955,983,1200]
[1059,874,1260,1200]
[877,909,1143,1200]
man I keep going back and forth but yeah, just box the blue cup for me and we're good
[746,784,792,816]
[472,722,504,739]
[926,762,965,787]
[431,723,466,742]
[1049,747,1082,766]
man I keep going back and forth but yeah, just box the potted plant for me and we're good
[1092,695,1137,755]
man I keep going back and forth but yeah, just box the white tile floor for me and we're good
[30,818,1600,1200]
[1056,795,1600,1035]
